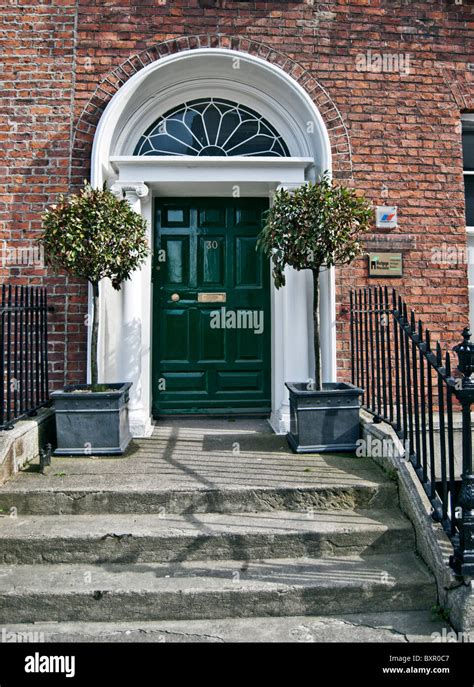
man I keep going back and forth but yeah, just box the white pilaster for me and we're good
[109,182,154,437]
[269,182,312,433]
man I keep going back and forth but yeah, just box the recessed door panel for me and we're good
[235,236,261,288]
[198,207,226,228]
[161,310,189,361]
[162,372,207,392]
[235,325,264,362]
[235,207,264,227]
[198,309,226,361]
[216,371,262,392]
[199,236,225,286]
[161,206,190,228]
[161,236,189,285]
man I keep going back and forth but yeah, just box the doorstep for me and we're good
[0,416,396,514]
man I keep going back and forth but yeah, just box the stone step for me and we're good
[0,553,435,624]
[1,610,449,643]
[0,509,414,564]
[0,482,398,515]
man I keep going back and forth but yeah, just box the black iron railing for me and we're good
[1,285,50,430]
[350,286,474,577]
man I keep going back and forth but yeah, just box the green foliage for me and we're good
[257,173,372,288]
[40,182,149,290]
[431,605,451,622]
[40,182,150,388]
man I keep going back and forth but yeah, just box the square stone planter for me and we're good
[285,382,364,454]
[51,382,132,456]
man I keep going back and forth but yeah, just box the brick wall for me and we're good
[2,0,474,388]
[0,0,86,388]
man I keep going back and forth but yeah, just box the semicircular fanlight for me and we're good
[134,98,290,157]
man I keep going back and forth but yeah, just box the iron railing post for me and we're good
[450,391,474,576]
[451,328,474,576]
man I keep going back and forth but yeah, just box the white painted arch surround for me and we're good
[90,48,336,436]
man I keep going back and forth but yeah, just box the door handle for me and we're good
[170,293,180,302]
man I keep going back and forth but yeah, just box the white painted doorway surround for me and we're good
[90,48,336,436]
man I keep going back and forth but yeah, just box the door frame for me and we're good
[98,161,335,436]
[152,196,272,416]
[90,49,336,437]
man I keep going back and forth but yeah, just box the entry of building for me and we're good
[153,198,271,415]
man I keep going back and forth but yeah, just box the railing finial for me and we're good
[454,327,474,386]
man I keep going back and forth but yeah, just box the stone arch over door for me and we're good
[85,41,349,436]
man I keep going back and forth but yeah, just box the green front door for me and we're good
[153,198,271,414]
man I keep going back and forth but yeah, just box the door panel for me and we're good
[198,310,226,361]
[153,198,271,414]
[235,236,261,287]
[236,326,264,362]
[161,237,189,284]
[199,236,225,286]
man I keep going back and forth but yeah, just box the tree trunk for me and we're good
[90,281,99,389]
[312,267,322,391]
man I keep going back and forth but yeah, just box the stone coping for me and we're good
[0,408,55,487]
[360,410,474,632]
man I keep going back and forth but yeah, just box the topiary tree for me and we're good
[40,182,149,389]
[258,173,372,390]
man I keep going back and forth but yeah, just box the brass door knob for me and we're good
[170,293,180,302]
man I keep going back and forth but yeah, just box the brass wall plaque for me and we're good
[198,292,227,303]
[368,252,403,277]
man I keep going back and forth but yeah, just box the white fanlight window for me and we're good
[133,98,290,158]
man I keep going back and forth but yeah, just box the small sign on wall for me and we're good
[368,252,403,277]
[375,206,398,229]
